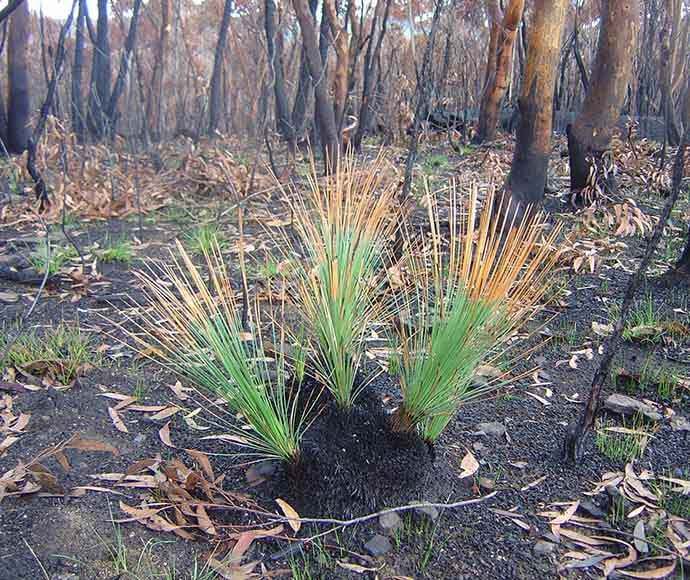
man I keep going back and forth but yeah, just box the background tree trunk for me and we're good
[476,0,524,143]
[87,0,111,140]
[567,0,639,198]
[147,0,170,141]
[264,0,294,146]
[504,0,567,209]
[6,0,31,153]
[292,0,339,168]
[71,0,86,143]
[323,0,349,135]
[208,0,233,136]
[353,0,391,151]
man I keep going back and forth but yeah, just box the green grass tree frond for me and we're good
[392,183,561,442]
[278,152,399,408]
[127,239,308,463]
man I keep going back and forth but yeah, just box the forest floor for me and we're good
[0,132,689,580]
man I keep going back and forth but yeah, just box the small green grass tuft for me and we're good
[595,414,652,463]
[1,323,98,384]
[100,237,135,264]
[29,242,70,276]
[184,223,228,256]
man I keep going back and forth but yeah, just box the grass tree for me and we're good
[284,154,398,409]
[128,241,310,463]
[391,185,560,442]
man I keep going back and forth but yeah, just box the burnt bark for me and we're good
[292,0,339,169]
[105,0,143,135]
[353,0,392,151]
[208,0,233,136]
[264,0,294,145]
[567,0,639,202]
[71,0,86,143]
[290,0,318,140]
[6,0,31,154]
[146,0,170,141]
[476,0,525,143]
[323,0,349,135]
[0,0,25,25]
[504,0,567,210]
[87,0,111,139]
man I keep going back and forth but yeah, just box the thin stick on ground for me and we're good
[562,129,689,463]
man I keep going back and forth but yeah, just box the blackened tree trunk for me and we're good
[504,0,567,210]
[146,0,170,141]
[208,0,233,136]
[292,0,339,169]
[353,0,392,151]
[71,0,86,143]
[6,0,30,153]
[674,75,690,273]
[105,0,143,135]
[323,0,349,135]
[567,0,639,200]
[87,0,111,139]
[264,0,294,145]
[476,0,525,143]
[291,0,317,141]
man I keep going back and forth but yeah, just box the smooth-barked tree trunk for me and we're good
[6,0,31,153]
[208,0,233,136]
[504,0,567,211]
[475,0,524,143]
[567,0,639,200]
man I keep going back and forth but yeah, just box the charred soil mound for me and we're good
[275,386,438,518]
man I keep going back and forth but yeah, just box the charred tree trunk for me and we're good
[291,0,318,140]
[353,0,392,151]
[504,0,567,210]
[105,0,143,135]
[264,0,294,146]
[71,0,86,143]
[208,0,233,136]
[146,0,170,141]
[567,0,639,203]
[323,0,349,135]
[6,0,30,154]
[87,0,111,140]
[292,0,339,169]
[476,0,525,143]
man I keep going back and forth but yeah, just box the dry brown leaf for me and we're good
[208,558,259,580]
[65,433,119,455]
[169,381,190,401]
[195,504,217,536]
[276,498,301,532]
[617,559,676,578]
[459,450,480,479]
[149,406,181,421]
[159,422,175,448]
[108,407,129,433]
[0,436,19,455]
[336,561,383,574]
[185,449,214,481]
[521,475,547,491]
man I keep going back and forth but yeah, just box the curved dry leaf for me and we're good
[617,559,676,579]
[196,504,217,536]
[159,422,175,448]
[336,561,383,574]
[66,433,119,455]
[208,558,259,580]
[276,498,301,532]
[185,449,214,481]
[459,450,479,479]
[149,406,181,421]
[108,407,129,433]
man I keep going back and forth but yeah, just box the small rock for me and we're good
[604,394,662,422]
[533,540,556,556]
[475,422,506,437]
[133,434,147,444]
[478,477,495,491]
[378,512,402,535]
[414,505,440,521]
[579,499,607,520]
[670,415,690,432]
[364,534,392,557]
[472,442,485,452]
[605,484,620,498]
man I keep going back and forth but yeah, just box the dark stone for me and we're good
[364,534,392,557]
